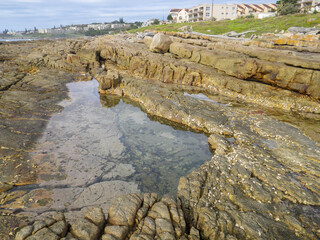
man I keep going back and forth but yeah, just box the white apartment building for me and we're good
[188,3,237,22]
[177,9,189,23]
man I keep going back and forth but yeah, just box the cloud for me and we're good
[0,0,276,31]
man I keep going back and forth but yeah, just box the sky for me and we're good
[0,0,274,32]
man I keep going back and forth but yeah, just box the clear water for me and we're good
[11,79,211,216]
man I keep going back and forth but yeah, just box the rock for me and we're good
[15,225,33,240]
[104,225,128,240]
[150,33,173,53]
[84,207,106,229]
[32,221,46,234]
[70,218,100,240]
[108,194,143,227]
[287,27,320,34]
[49,220,68,237]
[96,70,121,91]
[143,36,153,49]
[52,212,65,222]
[25,228,59,240]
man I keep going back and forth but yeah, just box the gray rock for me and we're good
[150,33,173,53]
[71,218,100,240]
[15,225,33,240]
[287,27,320,34]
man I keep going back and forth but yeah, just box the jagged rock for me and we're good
[49,220,68,237]
[25,228,59,240]
[15,225,33,240]
[32,221,46,234]
[108,194,143,227]
[150,33,173,53]
[52,212,65,222]
[85,207,106,229]
[104,225,128,239]
[70,218,100,240]
[96,70,120,91]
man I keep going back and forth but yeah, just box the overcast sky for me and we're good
[1,0,274,31]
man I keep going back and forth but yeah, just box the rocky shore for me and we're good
[0,31,319,239]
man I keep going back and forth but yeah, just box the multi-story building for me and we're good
[169,9,181,22]
[188,3,237,22]
[177,9,189,23]
[298,0,319,11]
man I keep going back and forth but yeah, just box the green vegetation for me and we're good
[277,0,299,15]
[130,13,320,37]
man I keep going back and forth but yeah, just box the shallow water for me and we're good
[4,79,211,218]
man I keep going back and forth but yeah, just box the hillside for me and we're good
[131,13,320,36]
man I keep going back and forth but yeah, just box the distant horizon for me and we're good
[0,0,276,32]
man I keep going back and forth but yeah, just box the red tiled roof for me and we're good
[170,9,181,12]
[252,4,264,10]
[261,3,272,8]
[243,4,254,9]
[237,5,245,9]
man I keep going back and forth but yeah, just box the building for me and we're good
[169,9,181,22]
[177,9,189,23]
[298,0,320,11]
[237,3,276,17]
[188,3,237,22]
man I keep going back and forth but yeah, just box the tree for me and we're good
[119,17,124,23]
[152,19,160,25]
[276,0,299,15]
[167,14,173,21]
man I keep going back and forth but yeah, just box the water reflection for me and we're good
[6,79,211,218]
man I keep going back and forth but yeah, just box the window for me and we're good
[179,16,182,20]
[206,7,210,11]
[206,12,210,17]
[226,12,228,15]
[221,6,224,9]
[232,7,235,10]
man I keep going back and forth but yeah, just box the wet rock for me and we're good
[96,70,121,91]
[15,225,33,240]
[150,33,173,53]
[70,218,100,240]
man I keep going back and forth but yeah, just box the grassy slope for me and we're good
[130,13,320,36]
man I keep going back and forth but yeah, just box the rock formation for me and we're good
[0,32,319,240]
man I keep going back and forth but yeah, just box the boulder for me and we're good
[150,33,173,53]
[143,36,153,49]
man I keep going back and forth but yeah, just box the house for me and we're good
[259,3,276,12]
[177,9,189,23]
[169,9,181,22]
